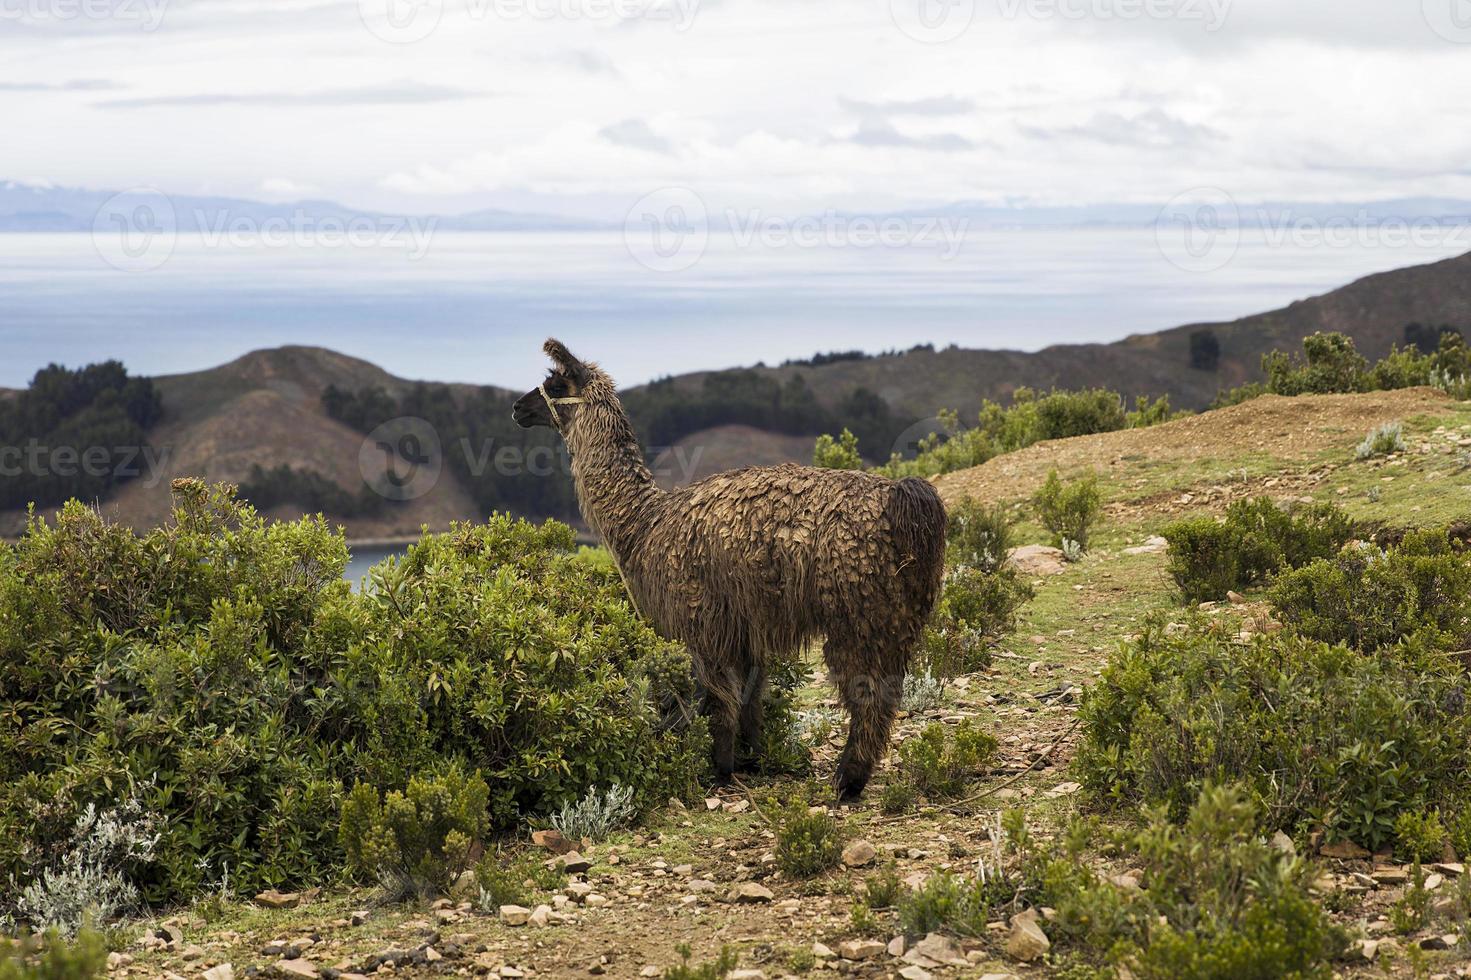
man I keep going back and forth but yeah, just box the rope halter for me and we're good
[538,382,584,428]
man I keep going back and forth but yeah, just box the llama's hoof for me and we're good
[713,768,735,787]
[835,773,870,803]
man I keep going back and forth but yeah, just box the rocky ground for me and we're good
[110,391,1471,980]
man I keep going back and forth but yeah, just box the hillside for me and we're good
[75,386,1471,980]
[3,251,1468,539]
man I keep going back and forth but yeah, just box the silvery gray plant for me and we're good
[548,784,637,843]
[12,800,159,935]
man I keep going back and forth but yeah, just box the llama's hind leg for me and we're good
[698,661,743,786]
[735,654,767,773]
[825,640,903,802]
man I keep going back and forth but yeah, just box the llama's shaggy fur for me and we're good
[514,340,947,799]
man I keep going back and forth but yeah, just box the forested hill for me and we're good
[2,249,1468,539]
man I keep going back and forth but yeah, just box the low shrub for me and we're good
[548,784,637,843]
[1074,619,1471,850]
[339,767,490,900]
[1263,331,1370,396]
[863,862,903,909]
[1267,529,1471,652]
[0,929,107,980]
[812,429,863,471]
[894,721,997,802]
[1395,811,1449,864]
[0,484,708,909]
[899,670,947,713]
[473,849,563,911]
[897,868,1014,938]
[664,945,737,980]
[1033,470,1102,551]
[879,780,917,815]
[1355,421,1406,460]
[1016,783,1347,978]
[1160,496,1355,603]
[10,801,158,935]
[773,802,844,879]
[945,497,1014,573]
[919,566,1033,677]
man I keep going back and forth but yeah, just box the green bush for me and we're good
[339,767,490,899]
[1033,470,1102,551]
[773,802,844,878]
[664,945,737,980]
[1161,497,1355,603]
[0,929,106,980]
[1263,331,1369,395]
[0,483,707,908]
[1074,619,1471,850]
[919,566,1033,677]
[894,721,997,801]
[1267,529,1471,652]
[812,429,863,471]
[472,848,563,910]
[945,497,1015,573]
[1354,421,1405,460]
[1016,784,1347,978]
[897,869,1014,938]
[1394,810,1449,864]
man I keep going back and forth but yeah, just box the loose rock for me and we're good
[841,840,878,868]
[1005,915,1051,962]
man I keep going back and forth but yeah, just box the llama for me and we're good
[513,340,947,800]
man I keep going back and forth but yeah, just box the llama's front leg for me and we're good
[709,695,740,785]
[736,657,767,772]
[827,644,903,802]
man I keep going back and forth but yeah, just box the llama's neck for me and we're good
[564,394,661,562]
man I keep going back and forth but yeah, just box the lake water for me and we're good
[344,544,406,590]
[2,228,1468,390]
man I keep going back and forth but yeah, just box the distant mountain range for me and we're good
[5,180,1471,233]
[4,247,1468,541]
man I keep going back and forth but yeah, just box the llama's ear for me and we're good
[543,338,588,382]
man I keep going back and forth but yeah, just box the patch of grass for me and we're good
[664,944,738,980]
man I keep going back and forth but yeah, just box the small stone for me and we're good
[673,864,693,875]
[1434,862,1465,877]
[728,972,765,980]
[898,968,932,980]
[640,968,661,978]
[1420,934,1459,950]
[565,881,594,901]
[1269,831,1295,856]
[1005,915,1050,962]
[256,890,301,910]
[980,975,1022,980]
[584,894,608,908]
[686,878,717,894]
[838,940,885,961]
[733,882,773,904]
[704,797,722,811]
[529,905,551,927]
[499,905,531,926]
[811,943,835,960]
[1226,590,1247,605]
[1045,782,1082,799]
[500,968,524,979]
[273,960,319,980]
[106,953,133,970]
[903,934,966,968]
[841,840,877,868]
[202,966,234,980]
[1426,873,1445,891]
[1372,867,1410,886]
[887,936,905,956]
[181,945,206,961]
[349,910,370,927]
[554,851,593,874]
[1355,939,1380,962]
[531,829,574,854]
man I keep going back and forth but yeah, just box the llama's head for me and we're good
[512,338,595,430]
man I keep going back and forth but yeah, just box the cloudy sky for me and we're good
[5,0,1471,219]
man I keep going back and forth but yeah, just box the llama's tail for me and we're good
[886,476,948,616]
